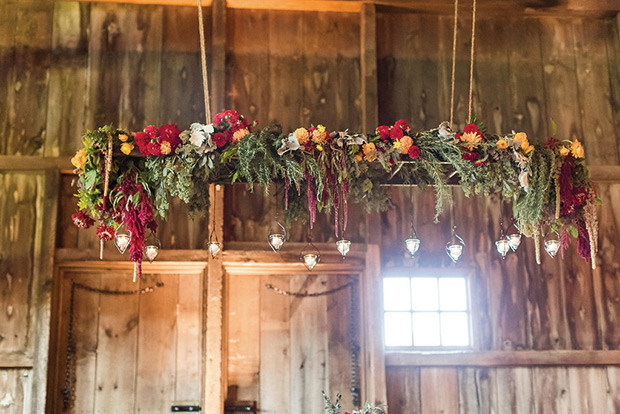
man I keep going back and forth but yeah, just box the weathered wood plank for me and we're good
[457,368,494,414]
[385,367,422,414]
[45,2,89,157]
[360,3,377,133]
[92,272,139,412]
[259,274,291,414]
[0,2,17,156]
[326,274,354,408]
[289,274,329,414]
[420,368,458,414]
[567,367,609,413]
[134,273,178,411]
[0,368,31,414]
[226,273,260,402]
[572,18,619,165]
[175,272,203,403]
[531,367,571,414]
[386,350,620,367]
[211,0,227,116]
[495,368,534,413]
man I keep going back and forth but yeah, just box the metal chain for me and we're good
[61,280,164,412]
[265,278,353,298]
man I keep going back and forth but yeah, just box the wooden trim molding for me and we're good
[386,350,620,367]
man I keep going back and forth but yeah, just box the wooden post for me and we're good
[360,2,378,133]
[204,184,225,414]
[360,245,387,409]
[211,0,227,115]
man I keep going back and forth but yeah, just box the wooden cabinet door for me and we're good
[49,265,205,413]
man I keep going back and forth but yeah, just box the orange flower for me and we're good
[560,146,570,156]
[399,136,413,155]
[496,138,508,149]
[355,154,363,162]
[120,142,134,155]
[571,140,584,158]
[514,132,527,143]
[233,128,250,142]
[160,141,172,155]
[362,142,377,162]
[523,144,534,155]
[118,133,129,142]
[294,128,310,145]
[71,149,87,169]
[312,127,328,144]
[461,132,482,151]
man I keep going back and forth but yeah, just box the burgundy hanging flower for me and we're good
[72,210,95,229]
[96,224,115,241]
[408,145,421,159]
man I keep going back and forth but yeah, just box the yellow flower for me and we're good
[233,128,250,142]
[295,128,310,145]
[496,138,508,149]
[523,144,534,155]
[571,140,584,158]
[393,141,401,150]
[118,133,129,142]
[560,146,570,156]
[316,144,324,151]
[120,142,134,155]
[514,132,527,143]
[355,154,363,162]
[316,124,326,133]
[71,149,87,169]
[362,142,377,162]
[399,136,413,155]
[160,141,172,155]
[520,139,530,151]
[461,132,482,151]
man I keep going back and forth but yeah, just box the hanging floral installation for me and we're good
[71,108,599,277]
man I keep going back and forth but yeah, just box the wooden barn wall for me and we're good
[1,1,620,413]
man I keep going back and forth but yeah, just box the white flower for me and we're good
[519,170,529,190]
[189,123,216,154]
[335,130,367,147]
[277,133,300,156]
[436,121,454,139]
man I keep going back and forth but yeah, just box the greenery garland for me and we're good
[70,110,599,272]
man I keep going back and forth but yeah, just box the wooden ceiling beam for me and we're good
[60,0,620,16]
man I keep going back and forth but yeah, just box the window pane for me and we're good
[440,312,470,346]
[412,312,440,346]
[438,278,467,311]
[384,312,413,346]
[383,278,411,311]
[411,277,439,311]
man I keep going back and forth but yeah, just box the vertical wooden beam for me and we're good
[360,2,378,133]
[211,0,226,114]
[34,169,59,413]
[204,184,225,414]
[360,245,387,409]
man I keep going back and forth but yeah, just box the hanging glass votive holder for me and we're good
[495,217,510,259]
[114,222,132,254]
[544,231,561,259]
[507,221,522,252]
[267,217,287,253]
[446,225,465,263]
[208,229,222,259]
[143,231,161,263]
[300,240,321,271]
[404,223,421,257]
[336,239,351,258]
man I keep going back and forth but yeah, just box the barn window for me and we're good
[382,272,471,348]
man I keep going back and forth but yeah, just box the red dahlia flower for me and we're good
[72,210,95,229]
[408,145,421,159]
